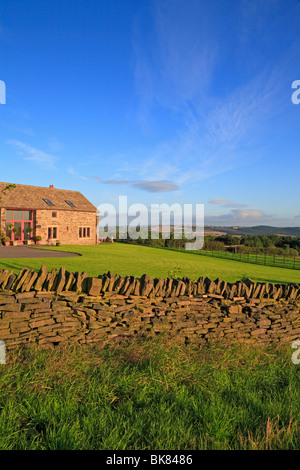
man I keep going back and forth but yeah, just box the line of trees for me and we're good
[115,229,188,249]
[115,229,300,256]
[204,234,300,256]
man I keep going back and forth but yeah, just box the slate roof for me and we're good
[0,182,97,212]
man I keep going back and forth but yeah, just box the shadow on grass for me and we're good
[0,261,33,272]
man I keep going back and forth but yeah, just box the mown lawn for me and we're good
[1,243,300,284]
[0,337,299,450]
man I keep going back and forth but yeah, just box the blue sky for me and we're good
[1,0,300,226]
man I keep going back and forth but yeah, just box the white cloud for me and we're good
[206,208,273,226]
[231,209,269,220]
[7,139,57,170]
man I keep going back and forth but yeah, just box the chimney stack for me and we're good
[49,185,54,188]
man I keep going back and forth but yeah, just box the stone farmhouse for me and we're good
[0,182,99,245]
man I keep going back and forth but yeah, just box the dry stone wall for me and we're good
[0,266,300,350]
[1,265,300,301]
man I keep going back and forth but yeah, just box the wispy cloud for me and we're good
[47,137,64,152]
[208,198,248,209]
[7,139,57,170]
[131,0,290,185]
[92,176,179,193]
[134,0,217,117]
[134,180,179,193]
[67,166,88,180]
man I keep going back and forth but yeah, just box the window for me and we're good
[65,200,75,207]
[52,211,57,218]
[48,227,57,239]
[6,209,33,221]
[23,211,32,220]
[79,227,90,238]
[43,198,54,206]
[13,210,23,220]
[5,209,34,242]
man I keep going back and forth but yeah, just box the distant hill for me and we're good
[204,225,300,237]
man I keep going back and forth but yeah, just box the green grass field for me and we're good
[0,336,299,450]
[1,243,300,284]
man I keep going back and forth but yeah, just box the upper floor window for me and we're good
[6,209,33,221]
[52,211,57,218]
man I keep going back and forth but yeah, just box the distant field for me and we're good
[1,243,300,284]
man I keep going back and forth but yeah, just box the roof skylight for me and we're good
[65,200,75,207]
[43,198,54,206]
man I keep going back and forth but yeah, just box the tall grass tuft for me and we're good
[0,336,299,450]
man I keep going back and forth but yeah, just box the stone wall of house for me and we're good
[0,266,299,351]
[35,209,97,245]
[0,208,5,234]
[0,208,98,245]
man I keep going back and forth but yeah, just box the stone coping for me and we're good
[0,265,299,302]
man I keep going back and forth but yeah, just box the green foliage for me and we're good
[167,264,182,279]
[240,235,300,255]
[0,184,16,202]
[115,229,187,249]
[215,235,240,245]
[204,234,300,256]
[203,239,225,251]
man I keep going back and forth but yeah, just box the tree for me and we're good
[216,235,240,245]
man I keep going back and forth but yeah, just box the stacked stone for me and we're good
[1,288,300,351]
[0,266,300,302]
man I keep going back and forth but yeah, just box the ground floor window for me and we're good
[6,209,34,242]
[48,227,57,239]
[79,227,90,238]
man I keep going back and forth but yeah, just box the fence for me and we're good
[195,249,300,270]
